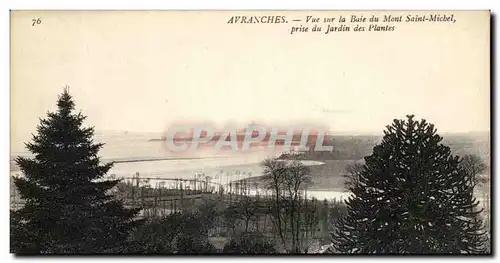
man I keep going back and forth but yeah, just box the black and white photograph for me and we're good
[8,10,491,255]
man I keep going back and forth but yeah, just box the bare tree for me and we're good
[460,154,488,186]
[301,198,319,253]
[261,155,312,253]
[342,162,364,192]
[262,158,288,251]
[284,159,311,253]
[460,153,490,238]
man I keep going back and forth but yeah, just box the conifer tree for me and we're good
[331,115,488,254]
[11,88,143,253]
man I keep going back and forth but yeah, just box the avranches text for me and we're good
[227,16,288,24]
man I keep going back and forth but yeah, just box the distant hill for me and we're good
[289,132,489,162]
[275,131,490,190]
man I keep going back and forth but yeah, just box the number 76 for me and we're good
[32,18,41,26]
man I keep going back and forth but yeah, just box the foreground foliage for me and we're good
[332,115,488,254]
[11,89,143,253]
[223,233,277,254]
[10,90,489,254]
[127,211,216,254]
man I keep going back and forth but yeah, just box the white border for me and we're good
[3,0,500,10]
[2,0,498,262]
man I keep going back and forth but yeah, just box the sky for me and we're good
[11,11,490,149]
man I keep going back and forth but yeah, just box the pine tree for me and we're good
[11,88,143,253]
[331,115,488,254]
